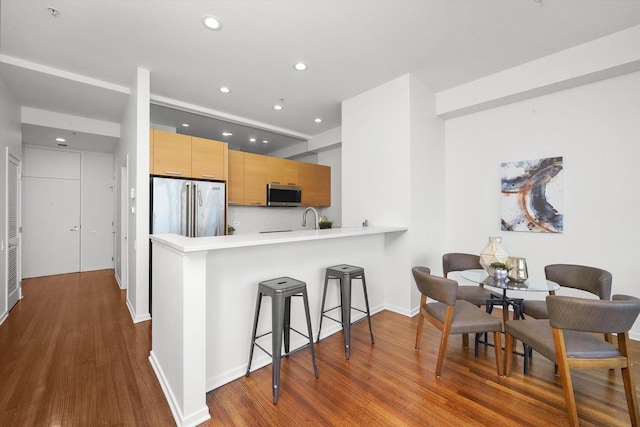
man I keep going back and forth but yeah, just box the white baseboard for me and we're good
[149,351,211,427]
[0,310,7,326]
[126,299,151,323]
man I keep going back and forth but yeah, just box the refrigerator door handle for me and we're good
[193,183,198,237]
[186,182,192,237]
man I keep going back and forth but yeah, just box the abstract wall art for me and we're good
[500,156,563,233]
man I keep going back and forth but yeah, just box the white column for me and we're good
[149,242,209,427]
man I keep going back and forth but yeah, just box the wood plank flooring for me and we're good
[1,270,637,426]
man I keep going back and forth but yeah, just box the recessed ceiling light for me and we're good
[314,118,322,123]
[262,140,269,144]
[294,62,307,71]
[222,132,233,137]
[56,137,66,142]
[249,138,256,143]
[181,123,190,127]
[273,104,283,110]
[202,15,223,31]
[47,7,60,17]
[219,86,230,94]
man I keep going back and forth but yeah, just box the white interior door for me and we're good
[7,154,21,310]
[119,164,128,289]
[22,177,81,278]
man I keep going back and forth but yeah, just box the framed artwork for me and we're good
[500,156,563,233]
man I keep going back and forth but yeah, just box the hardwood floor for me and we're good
[1,271,637,426]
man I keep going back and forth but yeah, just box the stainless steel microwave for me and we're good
[266,184,302,207]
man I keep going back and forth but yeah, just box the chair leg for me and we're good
[301,288,320,378]
[504,332,514,376]
[435,309,453,377]
[435,328,450,377]
[618,333,639,426]
[271,294,286,405]
[316,273,330,343]
[493,331,502,376]
[552,328,579,427]
[415,296,427,350]
[415,309,425,350]
[360,274,375,344]
[462,333,469,348]
[246,291,263,376]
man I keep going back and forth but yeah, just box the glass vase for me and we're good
[479,237,509,274]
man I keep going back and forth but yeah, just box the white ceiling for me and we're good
[2,0,640,154]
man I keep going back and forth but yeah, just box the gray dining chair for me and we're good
[522,263,612,319]
[442,253,501,347]
[412,266,503,377]
[504,294,640,426]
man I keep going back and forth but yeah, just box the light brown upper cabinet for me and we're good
[149,129,154,175]
[151,129,229,180]
[228,150,245,205]
[315,164,331,207]
[266,156,284,185]
[283,159,299,186]
[192,136,227,181]
[299,162,331,207]
[244,152,267,206]
[153,129,192,177]
[227,150,329,207]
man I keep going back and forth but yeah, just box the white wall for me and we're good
[444,71,640,334]
[81,151,114,271]
[0,75,22,324]
[408,75,446,309]
[342,74,442,315]
[114,68,151,323]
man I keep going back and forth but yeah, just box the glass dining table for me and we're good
[460,269,560,321]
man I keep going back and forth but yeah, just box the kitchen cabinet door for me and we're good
[298,161,317,206]
[192,136,227,180]
[244,152,267,206]
[315,164,331,207]
[266,157,284,185]
[153,129,192,177]
[228,150,244,205]
[149,129,154,175]
[299,162,331,207]
[283,159,299,186]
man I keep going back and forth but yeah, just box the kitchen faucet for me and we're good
[302,207,319,230]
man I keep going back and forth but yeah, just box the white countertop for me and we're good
[150,225,407,253]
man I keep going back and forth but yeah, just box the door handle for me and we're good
[70,226,79,231]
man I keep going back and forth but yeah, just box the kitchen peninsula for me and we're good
[149,225,406,426]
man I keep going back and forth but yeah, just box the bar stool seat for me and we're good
[246,277,319,404]
[316,264,374,359]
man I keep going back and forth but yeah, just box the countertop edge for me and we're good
[150,226,407,253]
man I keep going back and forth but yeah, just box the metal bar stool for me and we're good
[316,264,374,359]
[246,277,319,404]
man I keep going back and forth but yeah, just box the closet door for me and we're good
[22,148,81,278]
[7,154,21,310]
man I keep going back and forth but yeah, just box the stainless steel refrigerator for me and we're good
[151,177,226,237]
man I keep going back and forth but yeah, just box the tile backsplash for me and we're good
[228,206,329,234]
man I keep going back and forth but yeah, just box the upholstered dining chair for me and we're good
[412,266,503,377]
[504,295,640,427]
[442,253,501,346]
[522,263,612,319]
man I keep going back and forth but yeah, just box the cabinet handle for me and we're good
[271,181,280,184]
[251,202,262,205]
[201,174,216,178]
[228,202,238,205]
[287,183,297,186]
[165,171,182,175]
